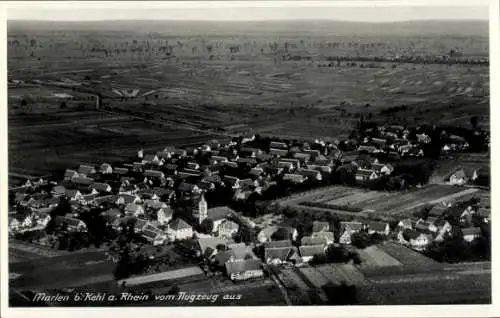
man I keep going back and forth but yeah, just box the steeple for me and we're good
[198,194,207,224]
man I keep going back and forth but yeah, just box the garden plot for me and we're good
[377,242,439,268]
[314,264,366,286]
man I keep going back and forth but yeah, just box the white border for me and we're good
[1,1,498,317]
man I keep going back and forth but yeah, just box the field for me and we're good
[292,184,480,220]
[351,246,403,270]
[8,20,489,184]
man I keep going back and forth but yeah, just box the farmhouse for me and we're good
[264,247,299,265]
[144,170,165,180]
[124,203,145,216]
[371,163,394,175]
[142,228,168,246]
[312,231,335,246]
[217,220,239,238]
[100,163,113,174]
[225,259,264,281]
[167,218,193,241]
[296,169,322,181]
[78,165,96,176]
[355,169,379,182]
[299,245,326,263]
[301,236,326,247]
[312,221,330,233]
[89,182,112,193]
[339,221,364,244]
[366,221,390,236]
[398,229,433,251]
[283,174,306,184]
[55,216,87,232]
[205,206,233,232]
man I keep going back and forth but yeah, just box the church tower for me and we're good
[197,194,208,224]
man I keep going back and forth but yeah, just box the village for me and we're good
[8,121,490,298]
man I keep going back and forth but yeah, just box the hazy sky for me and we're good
[7,2,489,22]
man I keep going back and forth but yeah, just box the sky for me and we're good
[6,1,490,22]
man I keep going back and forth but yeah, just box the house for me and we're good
[233,189,252,201]
[113,167,129,176]
[366,221,390,236]
[296,169,322,181]
[416,133,431,144]
[301,236,326,247]
[370,138,387,148]
[177,183,201,196]
[312,221,330,233]
[415,220,438,233]
[223,176,240,189]
[283,174,306,184]
[292,153,311,163]
[8,218,21,232]
[266,240,294,249]
[142,154,164,165]
[35,213,51,228]
[338,221,364,244]
[270,141,288,150]
[371,163,394,175]
[157,207,174,225]
[398,229,433,251]
[397,218,414,230]
[278,161,294,171]
[398,144,413,155]
[205,206,233,232]
[311,231,335,246]
[270,148,289,157]
[72,177,95,187]
[65,189,84,201]
[428,203,449,218]
[218,220,239,238]
[264,247,299,265]
[306,164,332,174]
[461,227,481,242]
[132,162,145,172]
[225,259,264,281]
[100,163,113,174]
[249,167,265,177]
[51,185,67,197]
[55,216,87,232]
[355,169,379,182]
[198,237,230,260]
[144,170,165,180]
[142,228,168,246]
[89,182,112,193]
[357,145,377,154]
[258,226,298,243]
[64,169,78,180]
[299,245,326,263]
[447,169,469,186]
[167,218,193,241]
[124,203,145,216]
[78,165,96,176]
[116,194,141,205]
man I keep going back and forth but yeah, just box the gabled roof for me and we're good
[311,231,335,244]
[125,203,143,213]
[178,182,198,192]
[143,199,167,210]
[312,221,330,232]
[461,227,481,236]
[366,221,389,232]
[144,170,164,178]
[203,175,222,184]
[219,220,239,231]
[55,216,85,228]
[113,167,129,175]
[266,240,293,248]
[301,236,325,246]
[89,182,111,192]
[264,247,298,261]
[299,245,325,257]
[225,259,263,274]
[72,177,94,185]
[169,218,192,231]
[228,244,256,260]
[340,221,364,232]
[117,194,139,204]
[78,165,96,175]
[356,168,376,177]
[64,169,78,178]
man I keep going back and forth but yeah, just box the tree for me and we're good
[470,116,478,130]
[271,227,291,241]
[199,218,214,234]
[322,283,358,305]
[351,232,372,249]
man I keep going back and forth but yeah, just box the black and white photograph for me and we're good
[1,0,498,314]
